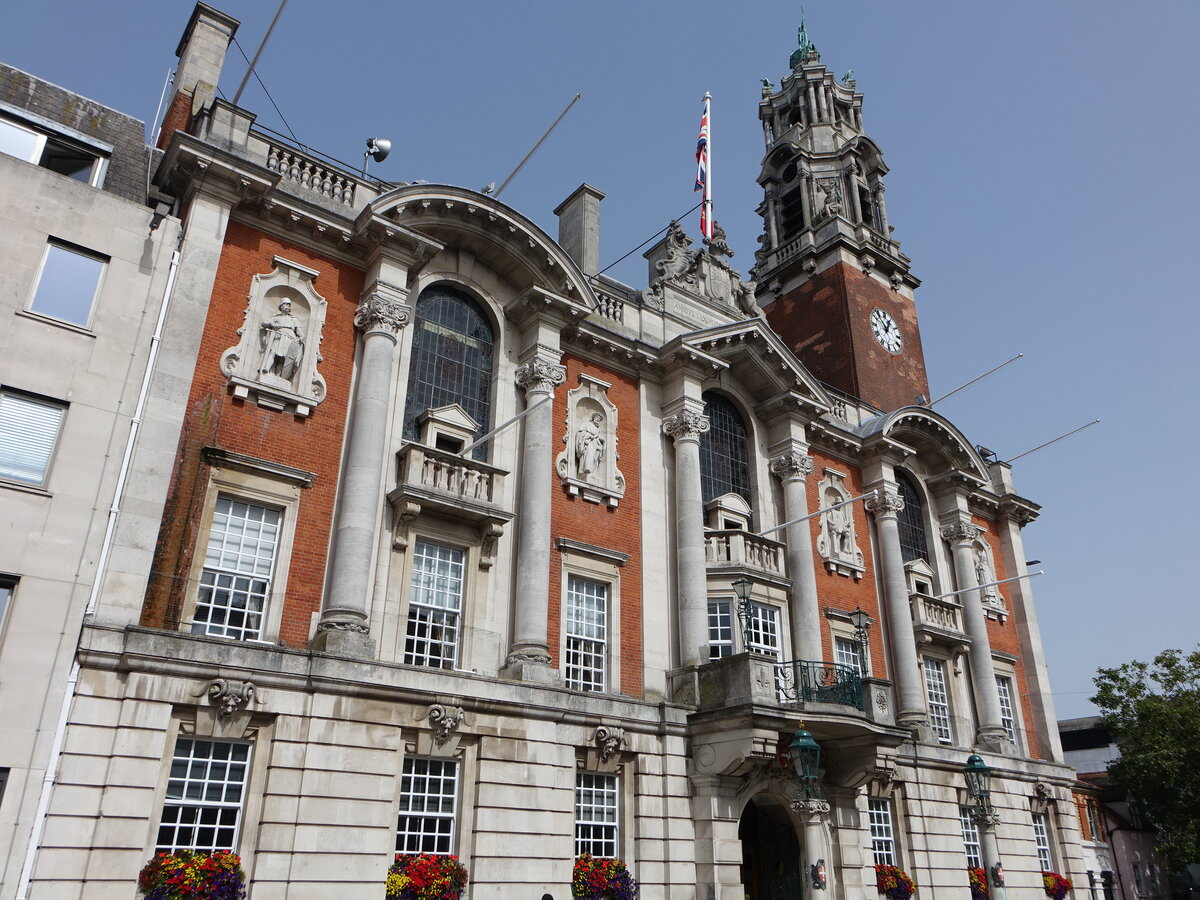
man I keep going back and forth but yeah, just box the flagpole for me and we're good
[703,92,713,239]
[695,92,713,240]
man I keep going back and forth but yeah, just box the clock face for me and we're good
[870,308,903,353]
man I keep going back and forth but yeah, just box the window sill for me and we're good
[15,308,96,337]
[0,478,52,497]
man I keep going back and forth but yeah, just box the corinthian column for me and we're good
[771,452,821,662]
[314,287,410,656]
[941,520,1007,747]
[503,353,566,681]
[865,486,927,727]
[663,405,710,669]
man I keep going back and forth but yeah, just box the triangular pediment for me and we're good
[419,404,480,435]
[676,319,833,417]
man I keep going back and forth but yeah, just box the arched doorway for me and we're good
[739,797,803,900]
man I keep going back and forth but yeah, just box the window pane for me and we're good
[699,392,751,507]
[193,496,280,641]
[405,540,464,669]
[708,600,733,659]
[402,286,494,459]
[1032,812,1053,871]
[995,676,1017,743]
[156,738,251,854]
[0,391,65,486]
[746,603,780,659]
[566,575,608,692]
[960,806,982,868]
[895,471,929,563]
[40,139,96,182]
[397,757,458,854]
[835,637,864,675]
[0,118,43,162]
[30,243,104,325]
[923,658,953,743]
[575,772,618,858]
[868,798,897,866]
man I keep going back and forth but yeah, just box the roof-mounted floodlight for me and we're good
[363,137,392,175]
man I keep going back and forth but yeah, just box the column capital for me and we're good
[790,797,831,820]
[663,409,711,443]
[770,452,814,482]
[514,356,566,395]
[354,284,410,336]
[865,486,904,519]
[940,520,982,545]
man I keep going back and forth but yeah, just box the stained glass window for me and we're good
[403,285,494,459]
[895,471,930,563]
[699,392,751,507]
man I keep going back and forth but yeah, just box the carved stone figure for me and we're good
[816,471,865,578]
[826,501,853,557]
[706,221,734,259]
[815,177,843,219]
[973,542,1001,603]
[575,412,605,480]
[259,299,304,381]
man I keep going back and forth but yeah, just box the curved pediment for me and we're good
[364,184,596,309]
[857,406,989,483]
[678,319,833,417]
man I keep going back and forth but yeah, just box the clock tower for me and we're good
[756,24,929,412]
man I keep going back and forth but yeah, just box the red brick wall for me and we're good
[141,221,364,647]
[975,514,1043,760]
[156,90,193,150]
[807,453,889,679]
[766,262,929,411]
[547,356,643,697]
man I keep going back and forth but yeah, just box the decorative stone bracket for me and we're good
[191,678,258,739]
[587,725,627,772]
[416,703,466,756]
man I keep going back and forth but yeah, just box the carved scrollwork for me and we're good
[515,357,566,395]
[791,797,831,818]
[865,489,904,518]
[770,452,814,482]
[206,679,256,720]
[662,409,711,442]
[593,726,626,763]
[354,293,409,333]
[428,704,466,747]
[940,522,983,545]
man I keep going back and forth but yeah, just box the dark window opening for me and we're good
[895,471,930,563]
[699,392,751,510]
[434,434,464,454]
[779,186,806,236]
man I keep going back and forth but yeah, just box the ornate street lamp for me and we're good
[731,576,754,651]
[848,606,871,669]
[789,727,822,798]
[963,753,993,811]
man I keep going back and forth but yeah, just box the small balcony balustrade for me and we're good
[910,592,967,639]
[704,529,787,578]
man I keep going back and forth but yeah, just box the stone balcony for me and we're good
[386,442,513,569]
[910,592,969,642]
[704,529,787,579]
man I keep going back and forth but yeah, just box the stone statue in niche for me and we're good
[816,469,865,579]
[556,374,624,507]
[575,412,605,481]
[220,256,328,417]
[259,299,304,383]
[971,536,1004,611]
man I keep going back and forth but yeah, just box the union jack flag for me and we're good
[695,93,712,239]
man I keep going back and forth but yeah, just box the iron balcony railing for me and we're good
[774,659,864,710]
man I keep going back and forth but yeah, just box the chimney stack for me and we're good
[554,183,605,276]
[158,3,239,147]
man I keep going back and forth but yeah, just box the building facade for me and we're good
[7,6,1090,899]
[0,62,182,897]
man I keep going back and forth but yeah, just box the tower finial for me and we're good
[790,13,820,69]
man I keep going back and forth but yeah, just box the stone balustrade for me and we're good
[266,144,357,205]
[910,593,965,635]
[704,529,786,577]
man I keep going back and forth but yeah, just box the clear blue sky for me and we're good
[5,0,1198,719]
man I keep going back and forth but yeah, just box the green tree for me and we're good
[1091,647,1200,871]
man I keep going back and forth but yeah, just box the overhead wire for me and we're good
[228,36,301,146]
[589,200,704,281]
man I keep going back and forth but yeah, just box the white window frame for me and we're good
[995,673,1018,745]
[557,541,624,694]
[868,797,898,866]
[0,111,108,186]
[565,574,609,692]
[708,599,734,659]
[155,736,253,854]
[924,657,954,744]
[26,240,107,329]
[0,388,66,490]
[192,495,281,642]
[1085,797,1104,843]
[404,539,466,669]
[181,459,304,643]
[960,805,983,868]
[835,635,865,676]
[1032,811,1054,871]
[746,601,782,659]
[0,576,16,647]
[575,770,619,858]
[396,755,459,854]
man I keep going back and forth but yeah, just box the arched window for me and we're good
[699,391,751,507]
[895,470,930,563]
[403,285,495,458]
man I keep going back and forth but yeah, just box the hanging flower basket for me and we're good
[386,853,469,900]
[968,867,990,900]
[572,854,639,900]
[875,864,916,900]
[137,851,247,900]
[1043,871,1073,900]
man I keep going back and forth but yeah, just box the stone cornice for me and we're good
[77,624,692,737]
[200,447,315,487]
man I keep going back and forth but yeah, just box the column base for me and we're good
[310,627,376,658]
[976,728,1017,754]
[500,649,560,684]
